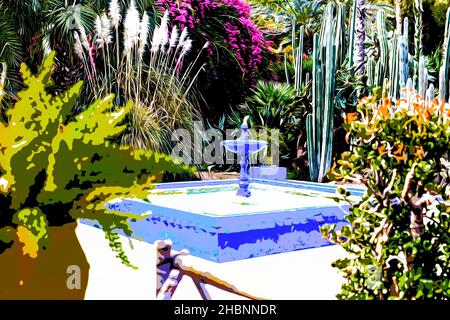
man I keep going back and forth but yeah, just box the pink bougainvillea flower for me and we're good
[156,0,267,85]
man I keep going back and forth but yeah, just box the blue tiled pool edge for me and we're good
[81,179,365,263]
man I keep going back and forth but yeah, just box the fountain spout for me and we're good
[221,117,268,197]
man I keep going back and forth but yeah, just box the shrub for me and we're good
[229,80,310,176]
[321,89,450,299]
[155,0,268,119]
[73,2,203,153]
[0,52,193,267]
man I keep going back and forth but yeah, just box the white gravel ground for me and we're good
[76,222,346,300]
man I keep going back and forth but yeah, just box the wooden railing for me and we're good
[155,240,264,300]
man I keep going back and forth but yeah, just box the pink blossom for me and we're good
[156,0,268,84]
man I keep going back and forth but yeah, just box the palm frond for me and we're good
[0,5,24,67]
[44,0,97,59]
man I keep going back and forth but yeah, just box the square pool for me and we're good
[82,179,364,262]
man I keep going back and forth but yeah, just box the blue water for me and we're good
[81,179,364,262]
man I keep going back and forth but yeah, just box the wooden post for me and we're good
[155,240,173,295]
[155,240,265,300]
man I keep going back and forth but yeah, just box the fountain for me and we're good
[81,120,366,263]
[221,116,268,197]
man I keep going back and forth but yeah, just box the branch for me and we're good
[401,163,417,202]
[382,168,397,199]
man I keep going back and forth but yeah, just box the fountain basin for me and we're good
[221,140,268,154]
[81,179,364,262]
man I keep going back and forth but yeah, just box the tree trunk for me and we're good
[354,0,366,74]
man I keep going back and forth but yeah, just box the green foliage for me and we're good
[335,63,367,112]
[425,46,442,81]
[73,3,202,154]
[229,80,310,175]
[45,0,97,56]
[12,208,48,248]
[0,52,193,266]
[232,80,304,129]
[0,5,23,67]
[249,0,326,53]
[322,93,450,299]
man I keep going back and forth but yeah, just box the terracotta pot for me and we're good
[0,221,90,299]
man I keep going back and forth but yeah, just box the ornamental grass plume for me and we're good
[169,25,179,49]
[99,13,113,48]
[178,27,188,48]
[72,0,206,153]
[78,25,90,51]
[123,0,140,53]
[151,25,162,53]
[139,12,150,56]
[109,0,121,28]
[160,10,170,50]
[109,0,122,77]
[0,62,6,101]
[73,32,84,60]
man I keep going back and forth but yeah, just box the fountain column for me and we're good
[237,121,251,197]
[221,117,268,198]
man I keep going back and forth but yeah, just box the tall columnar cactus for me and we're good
[440,8,450,103]
[388,32,399,99]
[439,66,446,102]
[389,17,409,101]
[418,55,428,97]
[294,26,305,94]
[426,83,435,104]
[367,57,376,87]
[306,3,340,182]
[399,18,409,89]
[374,10,389,88]
[286,19,305,94]
[354,0,366,74]
[335,4,347,67]
[414,0,423,90]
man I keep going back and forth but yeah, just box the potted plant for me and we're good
[0,52,193,299]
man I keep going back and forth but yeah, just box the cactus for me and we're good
[414,0,423,90]
[367,57,376,87]
[439,65,446,102]
[294,26,305,93]
[371,11,410,100]
[285,19,305,93]
[354,0,367,74]
[375,10,389,88]
[426,83,435,104]
[284,53,290,85]
[418,55,428,97]
[387,17,409,101]
[335,4,347,67]
[399,18,409,89]
[291,17,297,64]
[440,8,450,103]
[306,3,341,182]
[388,32,399,99]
